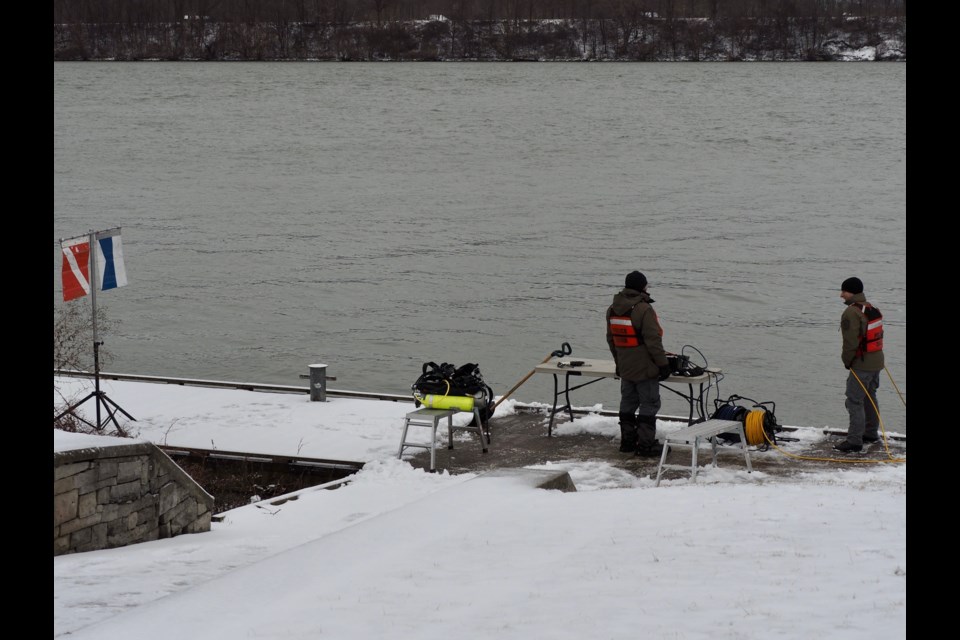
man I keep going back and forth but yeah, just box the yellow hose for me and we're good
[754,370,905,464]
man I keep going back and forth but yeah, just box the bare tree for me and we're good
[53,301,134,437]
[53,300,118,374]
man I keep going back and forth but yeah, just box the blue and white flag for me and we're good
[96,229,127,291]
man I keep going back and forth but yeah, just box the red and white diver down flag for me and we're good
[61,230,128,302]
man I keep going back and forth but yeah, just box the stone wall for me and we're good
[54,440,214,556]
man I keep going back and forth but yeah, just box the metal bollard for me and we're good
[309,364,328,402]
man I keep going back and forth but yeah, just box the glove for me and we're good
[658,365,671,381]
[844,362,852,370]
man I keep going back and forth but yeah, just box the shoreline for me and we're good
[54,15,906,63]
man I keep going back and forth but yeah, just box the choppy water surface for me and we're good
[54,62,906,432]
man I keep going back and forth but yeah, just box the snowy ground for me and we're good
[54,377,906,639]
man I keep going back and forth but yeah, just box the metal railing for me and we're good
[55,369,414,403]
[53,368,711,422]
[157,444,364,472]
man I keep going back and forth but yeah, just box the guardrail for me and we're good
[51,369,738,423]
[54,369,414,403]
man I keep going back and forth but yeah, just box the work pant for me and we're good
[619,378,662,449]
[845,368,880,445]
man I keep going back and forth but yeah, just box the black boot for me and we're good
[634,415,664,457]
[618,412,638,453]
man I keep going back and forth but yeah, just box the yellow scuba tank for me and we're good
[418,394,475,411]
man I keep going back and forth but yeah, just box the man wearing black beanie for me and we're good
[606,271,671,456]
[835,277,885,453]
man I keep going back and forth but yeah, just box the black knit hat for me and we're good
[841,277,864,294]
[625,271,647,291]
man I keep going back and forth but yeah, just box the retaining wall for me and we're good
[54,440,214,556]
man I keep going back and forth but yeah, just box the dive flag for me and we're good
[61,237,91,301]
[60,230,128,302]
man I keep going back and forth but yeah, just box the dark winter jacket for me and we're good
[840,292,885,371]
[606,288,668,381]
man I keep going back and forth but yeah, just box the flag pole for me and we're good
[88,230,102,429]
[54,227,135,432]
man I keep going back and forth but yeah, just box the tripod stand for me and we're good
[54,342,136,432]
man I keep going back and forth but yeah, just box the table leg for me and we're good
[548,374,559,437]
[545,373,607,438]
[563,373,575,423]
[698,381,706,422]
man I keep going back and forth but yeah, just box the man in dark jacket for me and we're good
[606,271,672,456]
[835,276,885,453]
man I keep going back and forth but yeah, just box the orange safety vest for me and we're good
[853,302,884,357]
[609,315,641,347]
[609,308,663,348]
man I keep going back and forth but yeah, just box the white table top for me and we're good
[533,357,721,385]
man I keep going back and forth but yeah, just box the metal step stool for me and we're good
[397,407,488,472]
[655,419,753,487]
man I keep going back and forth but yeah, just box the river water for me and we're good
[54,61,906,432]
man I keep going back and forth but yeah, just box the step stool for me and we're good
[397,407,488,472]
[655,419,753,487]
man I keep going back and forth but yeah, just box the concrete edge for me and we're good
[476,468,577,492]
[54,441,154,465]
